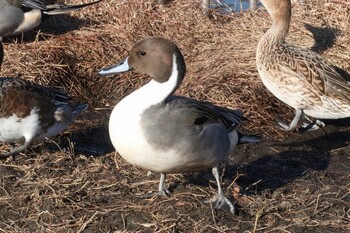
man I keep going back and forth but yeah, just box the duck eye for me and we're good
[139,51,147,56]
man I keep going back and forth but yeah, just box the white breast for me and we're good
[109,82,179,172]
[109,102,156,168]
[108,56,183,172]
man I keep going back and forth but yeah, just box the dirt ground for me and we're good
[0,0,349,232]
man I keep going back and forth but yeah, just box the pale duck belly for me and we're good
[0,109,40,143]
[304,96,350,119]
[109,105,198,173]
[258,69,322,110]
[109,103,176,172]
[109,104,233,174]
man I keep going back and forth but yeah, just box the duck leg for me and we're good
[206,167,235,214]
[157,173,171,196]
[0,141,32,159]
[278,109,303,131]
[301,115,325,131]
[141,173,171,198]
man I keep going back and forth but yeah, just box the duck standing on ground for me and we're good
[256,0,350,131]
[98,37,253,213]
[0,43,88,159]
[0,0,102,37]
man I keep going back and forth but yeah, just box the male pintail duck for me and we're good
[98,37,256,214]
[256,0,350,131]
[0,0,102,38]
[0,43,87,158]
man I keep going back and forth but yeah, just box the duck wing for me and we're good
[0,77,68,118]
[280,44,350,103]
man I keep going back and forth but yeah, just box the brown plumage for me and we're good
[256,0,350,131]
[0,44,87,159]
[0,77,88,159]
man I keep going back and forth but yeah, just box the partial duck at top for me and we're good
[256,0,350,131]
[0,0,102,38]
[0,42,88,159]
[99,37,258,214]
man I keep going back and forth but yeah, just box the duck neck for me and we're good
[267,17,290,44]
[120,54,182,113]
[260,4,291,47]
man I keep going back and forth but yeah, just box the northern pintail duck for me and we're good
[0,0,102,38]
[0,43,87,158]
[256,0,350,131]
[99,37,248,213]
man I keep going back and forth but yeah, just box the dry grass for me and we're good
[0,0,350,232]
[2,0,350,139]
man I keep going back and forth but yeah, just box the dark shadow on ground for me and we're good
[69,124,114,157]
[304,23,340,54]
[322,117,350,127]
[33,123,113,158]
[234,126,349,190]
[179,125,349,197]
